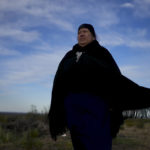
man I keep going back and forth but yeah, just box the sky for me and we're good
[0,0,150,112]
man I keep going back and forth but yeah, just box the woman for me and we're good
[48,24,150,150]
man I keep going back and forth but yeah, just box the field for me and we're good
[0,112,150,150]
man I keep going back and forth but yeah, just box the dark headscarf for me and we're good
[78,23,96,38]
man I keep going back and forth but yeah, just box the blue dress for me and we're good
[64,93,112,150]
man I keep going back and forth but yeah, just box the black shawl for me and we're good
[48,40,150,140]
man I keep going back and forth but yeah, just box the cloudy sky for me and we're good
[0,0,150,112]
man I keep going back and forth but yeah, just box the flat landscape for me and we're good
[0,112,150,150]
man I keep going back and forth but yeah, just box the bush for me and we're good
[136,120,145,129]
[125,119,146,129]
[0,126,13,144]
[21,128,43,150]
[125,119,135,127]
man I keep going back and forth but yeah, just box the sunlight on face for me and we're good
[78,28,95,47]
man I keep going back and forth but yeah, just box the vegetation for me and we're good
[1,107,150,150]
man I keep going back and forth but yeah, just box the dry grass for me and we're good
[112,119,150,150]
[1,113,150,150]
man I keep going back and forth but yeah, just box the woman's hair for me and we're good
[78,23,97,39]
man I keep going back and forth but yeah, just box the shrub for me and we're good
[136,120,145,129]
[21,128,43,150]
[125,119,135,127]
[0,126,13,144]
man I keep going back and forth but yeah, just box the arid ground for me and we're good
[0,112,150,150]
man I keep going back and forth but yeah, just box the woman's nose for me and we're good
[79,33,84,37]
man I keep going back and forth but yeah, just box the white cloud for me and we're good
[97,10,119,27]
[120,65,150,87]
[0,27,39,42]
[0,0,150,112]
[129,41,150,48]
[120,65,141,78]
[121,0,150,18]
[99,28,150,48]
[34,42,52,51]
[0,0,122,35]
[48,18,74,32]
[1,0,81,29]
[0,0,75,40]
[121,3,134,8]
[0,48,20,56]
[99,32,124,46]
[87,2,120,27]
[134,0,150,17]
[0,49,66,88]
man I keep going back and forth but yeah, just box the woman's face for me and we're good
[78,28,95,47]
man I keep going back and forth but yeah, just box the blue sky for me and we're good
[0,0,150,112]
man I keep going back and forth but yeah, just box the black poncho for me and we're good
[48,40,150,140]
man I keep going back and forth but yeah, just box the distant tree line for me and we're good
[123,108,150,119]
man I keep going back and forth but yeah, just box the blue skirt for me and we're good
[64,93,112,150]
